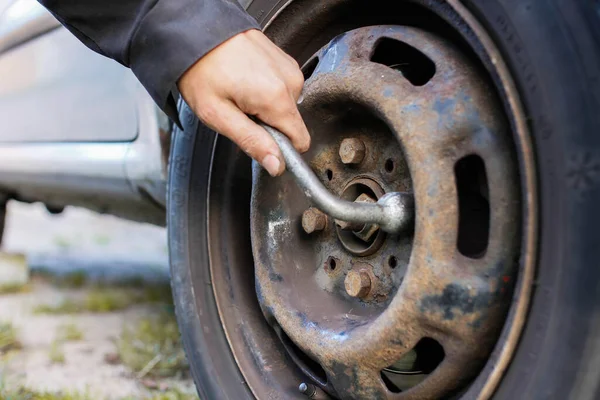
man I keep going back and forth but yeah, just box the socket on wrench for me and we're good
[261,123,414,235]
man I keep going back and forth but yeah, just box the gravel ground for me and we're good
[0,201,196,399]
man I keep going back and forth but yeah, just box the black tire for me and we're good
[167,1,600,399]
[0,202,5,247]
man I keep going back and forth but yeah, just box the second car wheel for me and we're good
[168,0,600,399]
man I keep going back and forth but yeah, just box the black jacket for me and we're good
[38,0,259,122]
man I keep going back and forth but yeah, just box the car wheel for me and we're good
[167,0,600,399]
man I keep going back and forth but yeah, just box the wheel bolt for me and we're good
[336,193,379,242]
[345,270,372,298]
[302,208,327,234]
[335,219,365,231]
[339,138,366,164]
[299,382,316,397]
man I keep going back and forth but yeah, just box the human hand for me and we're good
[178,29,310,177]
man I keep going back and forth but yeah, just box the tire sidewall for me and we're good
[461,0,600,398]
[168,102,255,399]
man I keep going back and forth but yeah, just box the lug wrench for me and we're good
[262,124,414,235]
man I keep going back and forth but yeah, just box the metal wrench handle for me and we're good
[262,124,414,234]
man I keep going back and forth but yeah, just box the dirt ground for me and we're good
[0,201,197,399]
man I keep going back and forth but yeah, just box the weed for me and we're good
[34,289,135,314]
[60,271,87,288]
[34,285,173,315]
[0,282,31,294]
[49,340,65,364]
[117,312,187,378]
[33,299,80,315]
[56,323,83,342]
[32,270,87,288]
[0,321,21,353]
[83,289,135,312]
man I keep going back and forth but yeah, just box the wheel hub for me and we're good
[336,177,387,256]
[251,25,520,399]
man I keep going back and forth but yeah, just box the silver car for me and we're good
[0,0,168,233]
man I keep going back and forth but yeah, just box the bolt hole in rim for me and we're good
[371,37,436,86]
[385,158,395,173]
[208,1,537,399]
[326,169,334,181]
[328,257,337,271]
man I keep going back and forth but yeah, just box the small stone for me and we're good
[140,378,159,389]
[104,352,121,365]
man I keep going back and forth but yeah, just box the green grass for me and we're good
[117,312,187,378]
[0,321,21,354]
[83,289,136,312]
[46,270,155,291]
[33,269,166,292]
[34,299,80,314]
[32,270,87,289]
[33,285,172,315]
[48,323,83,364]
[0,282,31,294]
[56,323,83,342]
[59,271,88,289]
[49,340,65,364]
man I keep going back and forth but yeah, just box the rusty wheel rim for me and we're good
[251,25,520,399]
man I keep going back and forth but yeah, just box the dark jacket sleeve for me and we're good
[38,0,259,124]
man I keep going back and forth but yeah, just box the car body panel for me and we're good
[0,0,167,225]
[0,2,139,142]
[0,0,59,54]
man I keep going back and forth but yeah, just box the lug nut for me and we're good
[339,138,366,165]
[336,220,365,231]
[355,223,380,243]
[353,193,379,242]
[335,193,380,241]
[345,270,372,298]
[355,193,375,204]
[302,208,327,234]
[335,193,376,232]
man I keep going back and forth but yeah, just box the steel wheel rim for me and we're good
[205,1,537,399]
